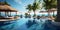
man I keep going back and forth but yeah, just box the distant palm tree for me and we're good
[0,0,10,6]
[25,13,28,18]
[4,1,10,6]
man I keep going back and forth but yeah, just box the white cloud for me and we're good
[14,0,22,4]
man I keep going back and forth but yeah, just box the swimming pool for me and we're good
[0,17,59,30]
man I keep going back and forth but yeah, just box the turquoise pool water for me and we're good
[0,17,59,30]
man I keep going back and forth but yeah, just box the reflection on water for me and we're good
[26,19,37,28]
[0,18,60,30]
[0,21,16,26]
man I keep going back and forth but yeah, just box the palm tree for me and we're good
[25,13,29,18]
[26,0,41,18]
[4,1,10,6]
[51,0,57,17]
[26,4,32,15]
[43,0,57,17]
[32,0,41,17]
[0,0,10,6]
[26,4,32,18]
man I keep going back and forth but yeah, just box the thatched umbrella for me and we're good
[47,8,57,17]
[0,5,18,16]
[40,8,57,16]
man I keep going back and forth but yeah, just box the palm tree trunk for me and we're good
[55,0,59,22]
[55,10,60,22]
[28,11,30,15]
[0,12,1,16]
[48,10,50,17]
[34,11,36,16]
[33,11,36,20]
[53,11,54,17]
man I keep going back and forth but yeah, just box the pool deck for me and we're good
[0,16,20,21]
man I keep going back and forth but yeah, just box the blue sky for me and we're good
[0,0,35,12]
[0,0,57,15]
[0,0,44,12]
